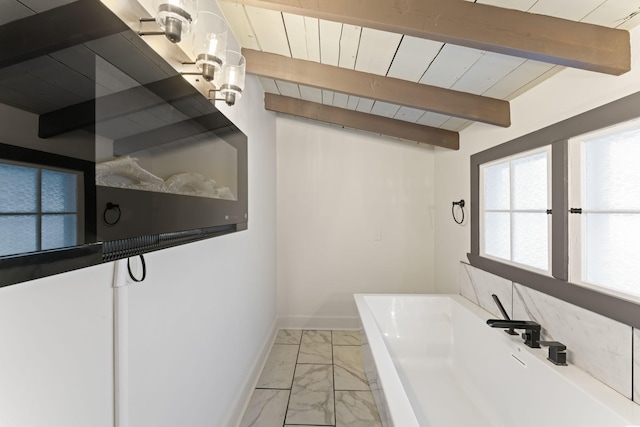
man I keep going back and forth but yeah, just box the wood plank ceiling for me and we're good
[219,0,640,149]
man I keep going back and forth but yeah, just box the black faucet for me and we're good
[538,341,568,366]
[487,294,541,348]
[487,319,541,348]
[489,294,518,336]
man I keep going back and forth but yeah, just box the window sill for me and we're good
[467,253,640,328]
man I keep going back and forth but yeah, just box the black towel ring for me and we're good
[103,202,121,226]
[127,255,147,282]
[452,200,465,225]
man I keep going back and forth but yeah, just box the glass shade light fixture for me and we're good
[153,0,196,43]
[139,0,197,44]
[219,51,246,106]
[192,12,228,82]
[189,14,246,106]
[139,5,247,106]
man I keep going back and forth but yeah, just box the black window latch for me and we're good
[569,208,582,214]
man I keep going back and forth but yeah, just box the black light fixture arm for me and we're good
[138,17,165,37]
[179,62,214,82]
[207,88,231,104]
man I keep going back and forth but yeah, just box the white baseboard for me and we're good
[276,315,360,330]
[223,319,278,427]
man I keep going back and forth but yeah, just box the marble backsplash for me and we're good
[460,262,635,400]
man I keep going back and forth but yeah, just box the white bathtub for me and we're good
[354,294,640,427]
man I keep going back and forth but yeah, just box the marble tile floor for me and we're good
[240,329,383,427]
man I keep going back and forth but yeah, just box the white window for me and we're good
[0,161,81,257]
[480,147,552,273]
[570,118,640,297]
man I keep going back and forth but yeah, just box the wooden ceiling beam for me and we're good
[113,112,231,156]
[0,1,129,70]
[39,76,199,138]
[225,0,630,76]
[244,49,510,127]
[265,94,459,150]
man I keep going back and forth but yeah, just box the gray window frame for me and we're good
[469,90,640,328]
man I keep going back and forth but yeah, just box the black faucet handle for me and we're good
[487,319,542,348]
[521,331,541,348]
[490,294,518,335]
[538,341,566,351]
[491,294,511,321]
[538,341,568,366]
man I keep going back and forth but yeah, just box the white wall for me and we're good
[276,118,436,328]
[433,27,640,293]
[0,11,277,427]
[0,263,115,427]
[0,73,276,427]
[125,74,276,427]
[0,96,114,427]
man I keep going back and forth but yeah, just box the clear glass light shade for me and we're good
[220,51,246,106]
[152,0,197,43]
[193,11,228,81]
